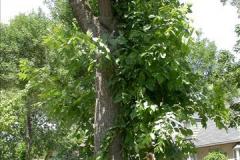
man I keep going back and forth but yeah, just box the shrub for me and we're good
[203,151,228,160]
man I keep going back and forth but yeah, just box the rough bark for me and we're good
[69,0,122,159]
[95,68,122,159]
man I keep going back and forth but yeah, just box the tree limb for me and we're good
[69,0,116,36]
[98,0,116,31]
[69,0,100,36]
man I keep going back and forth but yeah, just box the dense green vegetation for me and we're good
[203,151,228,160]
[0,0,239,159]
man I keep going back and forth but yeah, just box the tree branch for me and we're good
[98,0,115,31]
[69,0,100,36]
[69,0,117,37]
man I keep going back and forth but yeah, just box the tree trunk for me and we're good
[95,68,122,159]
[69,0,122,159]
[25,102,32,160]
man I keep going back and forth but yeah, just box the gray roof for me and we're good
[194,120,240,147]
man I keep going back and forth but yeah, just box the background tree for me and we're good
[0,12,77,160]
[189,37,239,127]
[0,12,49,159]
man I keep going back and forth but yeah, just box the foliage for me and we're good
[104,1,196,159]
[34,0,239,159]
[0,12,84,160]
[17,21,97,159]
[105,1,238,159]
[1,5,96,160]
[203,151,228,160]
[45,0,75,25]
[34,1,197,159]
[0,12,51,159]
[1,0,240,159]
[189,38,240,128]
[0,89,25,159]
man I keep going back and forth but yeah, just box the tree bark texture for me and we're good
[69,0,122,159]
[95,68,122,159]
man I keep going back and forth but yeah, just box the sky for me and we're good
[0,0,49,23]
[0,0,239,53]
[188,0,239,52]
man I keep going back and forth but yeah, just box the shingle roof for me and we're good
[193,120,240,147]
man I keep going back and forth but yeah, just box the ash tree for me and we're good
[31,0,239,159]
